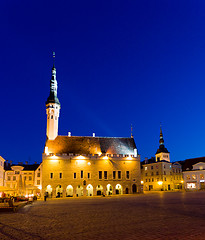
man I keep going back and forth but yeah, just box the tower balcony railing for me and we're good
[43,153,138,158]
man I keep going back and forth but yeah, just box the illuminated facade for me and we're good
[0,156,5,187]
[183,162,205,190]
[3,163,42,197]
[141,128,183,191]
[42,56,141,197]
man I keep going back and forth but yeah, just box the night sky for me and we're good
[1,0,205,164]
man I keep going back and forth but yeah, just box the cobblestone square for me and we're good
[0,192,205,240]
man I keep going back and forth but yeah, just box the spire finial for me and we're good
[53,51,55,68]
[159,123,164,145]
[131,124,133,138]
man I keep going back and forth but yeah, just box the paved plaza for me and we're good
[0,192,205,240]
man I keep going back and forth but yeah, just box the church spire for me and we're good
[156,124,169,154]
[159,124,164,146]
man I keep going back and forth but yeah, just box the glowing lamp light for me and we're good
[126,156,133,160]
[103,156,109,160]
[38,185,42,190]
[76,155,85,160]
[88,162,91,166]
[158,181,163,185]
[141,181,144,184]
[181,180,184,183]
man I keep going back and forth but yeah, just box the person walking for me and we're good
[44,192,47,201]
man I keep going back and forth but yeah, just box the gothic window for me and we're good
[74,172,76,179]
[99,171,102,179]
[126,171,130,179]
[104,171,107,179]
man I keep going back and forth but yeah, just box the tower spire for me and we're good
[159,123,164,146]
[131,124,133,138]
[46,52,60,105]
[156,124,169,154]
[53,51,55,69]
[46,53,61,140]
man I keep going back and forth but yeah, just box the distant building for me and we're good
[42,54,141,197]
[3,163,42,197]
[180,157,205,190]
[0,156,5,187]
[141,128,183,191]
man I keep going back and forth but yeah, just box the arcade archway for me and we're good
[66,185,73,197]
[86,184,93,196]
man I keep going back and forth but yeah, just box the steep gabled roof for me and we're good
[45,136,137,155]
[178,157,205,171]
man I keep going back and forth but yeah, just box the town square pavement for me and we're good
[0,191,205,240]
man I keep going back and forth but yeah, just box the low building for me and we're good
[4,163,41,197]
[182,158,205,190]
[141,128,183,191]
[0,156,5,187]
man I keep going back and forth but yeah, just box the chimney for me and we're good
[145,158,148,164]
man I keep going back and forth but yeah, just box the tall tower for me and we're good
[155,126,170,162]
[46,52,60,140]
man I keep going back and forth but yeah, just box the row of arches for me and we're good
[46,184,137,197]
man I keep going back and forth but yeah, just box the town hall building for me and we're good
[42,54,141,197]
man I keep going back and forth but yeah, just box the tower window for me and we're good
[51,115,53,119]
[74,172,76,179]
[50,173,53,179]
[113,171,116,179]
[81,170,83,179]
[59,173,62,179]
[104,171,107,179]
[99,171,102,179]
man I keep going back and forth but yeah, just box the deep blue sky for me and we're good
[1,0,205,164]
